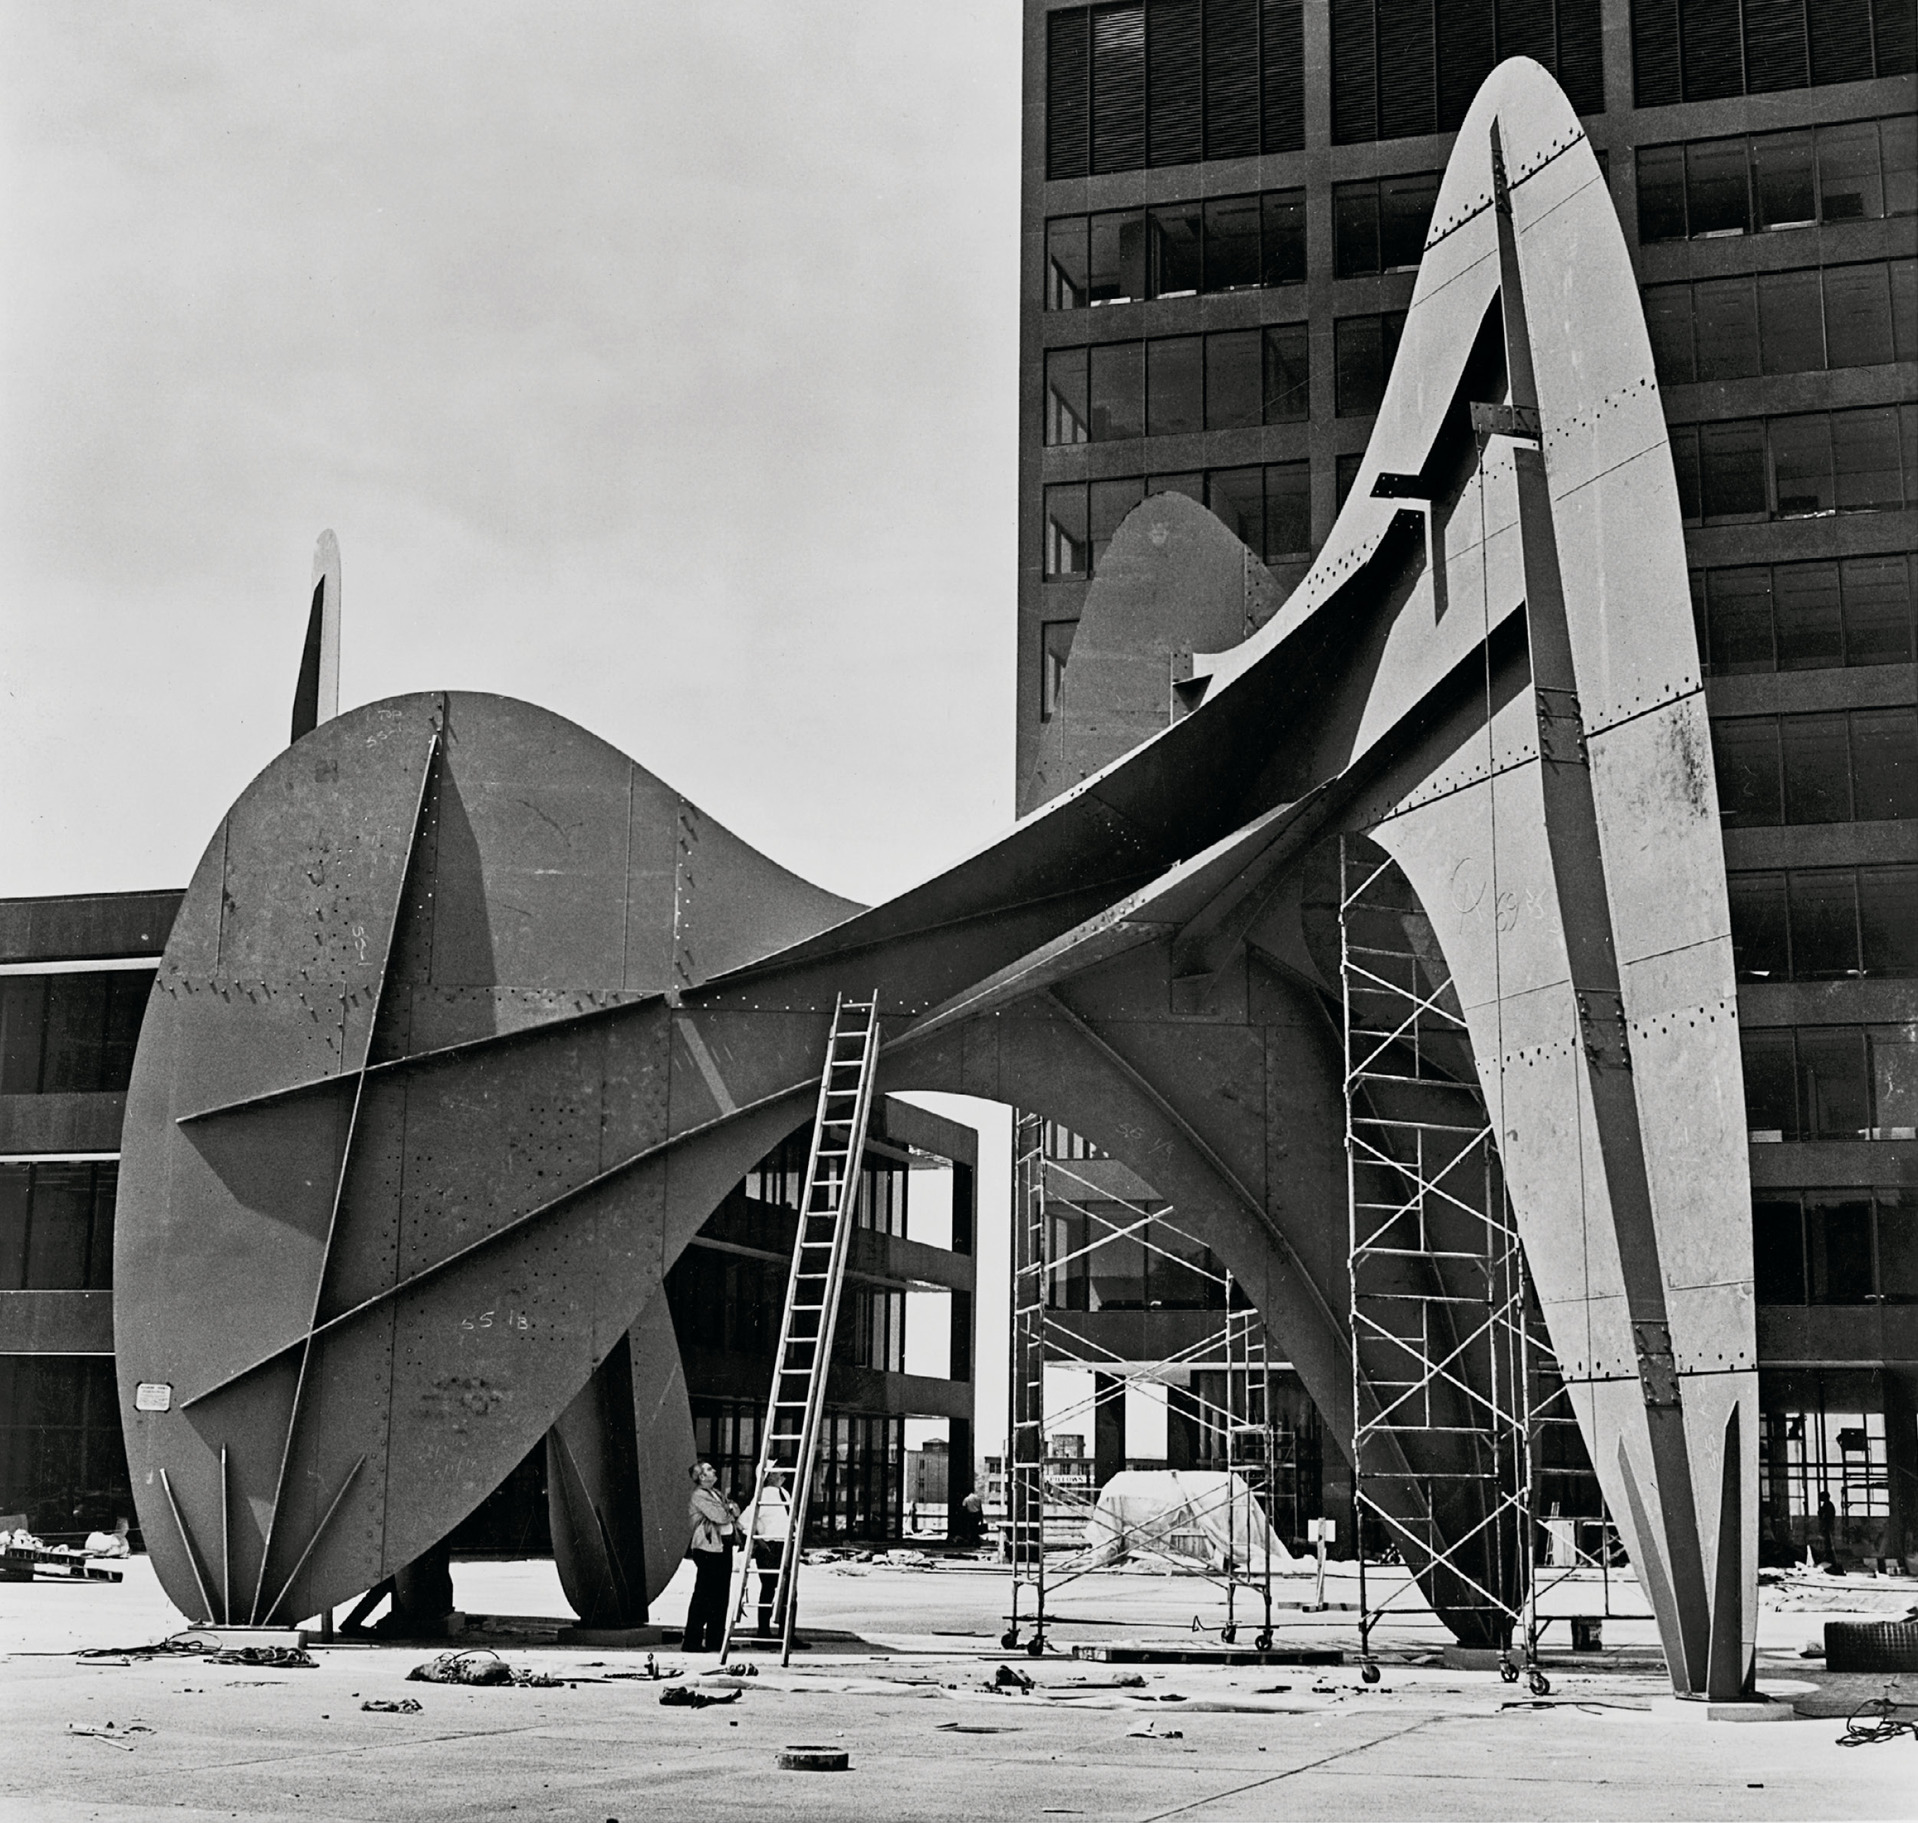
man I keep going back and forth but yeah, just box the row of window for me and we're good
[1633,0,1915,108]
[1646,259,1916,388]
[1331,0,1604,145]
[1672,406,1918,525]
[0,1357,130,1538]
[1040,171,1447,312]
[742,1133,912,1237]
[1043,1209,1229,1312]
[1046,191,1306,310]
[1741,1023,1916,1142]
[0,973,150,1098]
[1713,709,1917,827]
[1761,1405,1890,1525]
[1728,866,1918,982]
[1637,116,1915,243]
[1754,1189,1916,1306]
[1044,325,1310,443]
[0,1163,116,1292]
[1044,311,1407,441]
[1046,1,1306,180]
[1044,463,1311,578]
[1691,552,1915,675]
[690,1399,905,1541]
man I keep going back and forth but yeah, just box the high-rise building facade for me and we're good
[1018,0,1915,1563]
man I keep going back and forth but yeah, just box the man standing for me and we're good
[683,1461,739,1652]
[748,1465,792,1638]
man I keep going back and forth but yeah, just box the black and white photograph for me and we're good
[2,4,1914,1817]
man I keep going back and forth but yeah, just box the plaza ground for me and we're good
[3,1554,1914,1822]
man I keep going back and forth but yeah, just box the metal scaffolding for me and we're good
[1340,835,1575,1691]
[1001,1113,1291,1655]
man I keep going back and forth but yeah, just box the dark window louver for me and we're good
[1497,0,1557,65]
[1260,0,1305,150]
[1632,0,1684,104]
[1378,0,1437,138]
[1092,4,1148,173]
[1887,0,1918,73]
[1048,9,1092,179]
[1204,0,1263,159]
[1878,0,1917,74]
[1333,0,1380,142]
[1809,0,1876,83]
[1437,0,1498,128]
[1681,0,1745,98]
[1741,0,1809,90]
[1147,0,1204,165]
[1554,0,1605,110]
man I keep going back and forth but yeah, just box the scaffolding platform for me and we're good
[1070,1643,1343,1666]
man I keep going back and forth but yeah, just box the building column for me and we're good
[1166,1380,1203,1471]
[1093,1374,1126,1487]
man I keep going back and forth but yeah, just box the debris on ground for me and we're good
[1125,1721,1184,1739]
[66,1720,153,1749]
[361,1697,423,1713]
[660,1685,741,1708]
[213,1645,314,1668]
[407,1649,561,1687]
[989,1663,1033,1693]
[78,1635,211,1663]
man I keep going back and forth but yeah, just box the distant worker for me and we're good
[682,1461,740,1652]
[1817,1488,1838,1567]
[749,1465,792,1638]
[951,1490,986,1550]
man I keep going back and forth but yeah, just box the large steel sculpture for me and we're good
[117,62,1757,1698]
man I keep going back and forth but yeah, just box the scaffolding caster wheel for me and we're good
[1498,1658,1520,1684]
[1526,1667,1551,1697]
[1221,1625,1237,1645]
[1000,1629,1019,1650]
[1360,1660,1381,1685]
[1026,1636,1046,1658]
[1254,1631,1273,1652]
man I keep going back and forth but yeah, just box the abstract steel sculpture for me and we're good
[117,61,1757,1698]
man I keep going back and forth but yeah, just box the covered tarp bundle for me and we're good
[1079,1470,1299,1572]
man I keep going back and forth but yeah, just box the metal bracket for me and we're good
[1575,988,1631,1073]
[1470,401,1541,443]
[1633,1322,1680,1408]
[1535,686,1586,766]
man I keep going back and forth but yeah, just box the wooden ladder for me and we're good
[720,992,881,1664]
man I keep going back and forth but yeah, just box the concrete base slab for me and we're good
[554,1624,669,1647]
[1071,1644,1342,1666]
[1440,1646,1513,1672]
[1650,1694,1799,1723]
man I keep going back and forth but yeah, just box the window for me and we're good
[1045,188,1308,312]
[1755,1191,1918,1308]
[1148,202,1204,297]
[1762,1407,1890,1531]
[1149,335,1205,435]
[1204,330,1261,430]
[1041,620,1078,722]
[1089,342,1145,440]
[1636,117,1915,243]
[1757,267,1825,374]
[1333,173,1440,277]
[1336,452,1364,510]
[1729,866,1918,982]
[1262,322,1310,421]
[1334,0,1604,144]
[1712,710,1918,825]
[0,972,153,1095]
[1741,1026,1918,1142]
[0,1162,117,1290]
[1047,327,1311,438]
[1045,348,1090,447]
[1677,409,1918,526]
[1046,0,1306,177]
[1631,0,1914,106]
[1335,312,1406,416]
[1045,484,1091,578]
[1046,463,1320,577]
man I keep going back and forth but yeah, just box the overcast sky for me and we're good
[1,3,1023,908]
